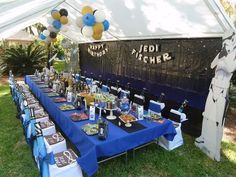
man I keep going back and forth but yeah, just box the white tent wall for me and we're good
[0,0,64,39]
[0,0,235,42]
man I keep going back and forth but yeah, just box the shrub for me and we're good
[1,42,47,76]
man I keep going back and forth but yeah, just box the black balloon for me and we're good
[93,9,98,15]
[41,26,47,31]
[59,8,68,16]
[49,32,57,39]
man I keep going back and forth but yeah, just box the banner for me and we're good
[131,44,174,64]
[87,43,108,57]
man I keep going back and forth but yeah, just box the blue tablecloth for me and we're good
[25,75,176,177]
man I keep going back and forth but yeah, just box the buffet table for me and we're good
[25,75,176,177]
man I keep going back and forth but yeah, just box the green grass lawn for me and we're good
[0,82,236,177]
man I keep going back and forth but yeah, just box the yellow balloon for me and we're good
[51,11,61,20]
[82,6,93,15]
[93,22,104,35]
[92,33,102,40]
[52,38,57,43]
[60,16,68,24]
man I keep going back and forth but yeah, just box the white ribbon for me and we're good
[63,151,76,164]
[52,133,60,142]
[45,121,52,127]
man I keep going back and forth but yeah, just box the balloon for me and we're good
[82,6,93,15]
[52,20,61,29]
[42,30,50,37]
[102,20,110,31]
[93,22,104,34]
[47,26,60,33]
[76,16,83,28]
[82,26,93,37]
[39,33,46,40]
[51,10,61,20]
[60,16,68,24]
[59,8,68,16]
[92,33,102,40]
[60,25,68,32]
[94,10,106,22]
[47,17,54,25]
[49,32,57,39]
[51,9,57,14]
[83,13,96,26]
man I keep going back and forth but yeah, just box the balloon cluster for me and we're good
[76,6,110,40]
[39,8,70,43]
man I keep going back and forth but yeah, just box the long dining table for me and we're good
[25,75,176,177]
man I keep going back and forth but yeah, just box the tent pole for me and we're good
[47,42,51,69]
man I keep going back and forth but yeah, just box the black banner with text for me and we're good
[79,38,222,110]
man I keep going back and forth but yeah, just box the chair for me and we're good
[101,84,110,93]
[148,100,165,115]
[33,124,83,177]
[131,94,145,113]
[133,94,145,106]
[90,81,99,93]
[48,149,83,177]
[119,89,130,99]
[34,110,49,123]
[110,86,118,96]
[86,78,93,86]
[158,109,186,150]
[44,132,67,154]
[40,120,56,136]
[75,74,80,82]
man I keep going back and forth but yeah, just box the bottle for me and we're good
[158,93,165,103]
[178,99,188,113]
[98,118,108,140]
[66,86,73,102]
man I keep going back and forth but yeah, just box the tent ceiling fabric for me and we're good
[0,0,235,43]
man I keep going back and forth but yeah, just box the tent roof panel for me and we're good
[0,0,235,43]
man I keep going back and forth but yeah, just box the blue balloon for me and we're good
[39,33,46,40]
[103,20,109,31]
[51,9,58,14]
[83,13,96,26]
[52,20,61,29]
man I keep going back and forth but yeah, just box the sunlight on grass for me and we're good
[0,84,10,97]
[222,141,236,165]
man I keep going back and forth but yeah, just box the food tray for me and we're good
[27,99,38,105]
[32,78,41,81]
[59,104,75,111]
[38,84,48,88]
[47,92,60,97]
[119,114,137,124]
[43,88,53,93]
[53,97,67,103]
[28,103,42,110]
[70,112,88,121]
[35,81,45,84]
[35,111,48,119]
[81,123,98,135]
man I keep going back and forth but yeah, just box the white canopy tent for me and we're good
[0,0,235,43]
